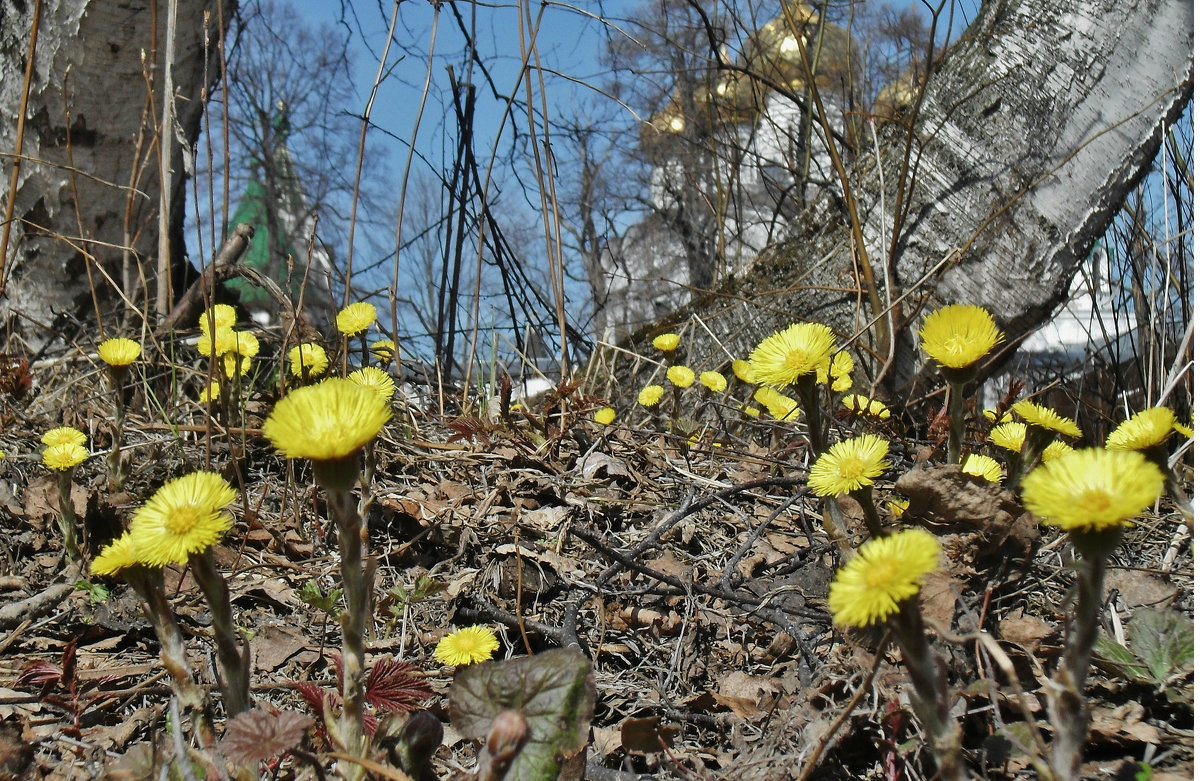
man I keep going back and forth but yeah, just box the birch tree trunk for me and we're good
[617,0,1192,398]
[0,0,229,347]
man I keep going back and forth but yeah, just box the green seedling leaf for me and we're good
[297,581,343,618]
[1093,634,1153,685]
[1127,608,1193,683]
[74,579,109,604]
[450,647,595,781]
[1094,608,1193,687]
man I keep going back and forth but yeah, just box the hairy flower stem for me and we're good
[126,569,206,716]
[891,598,966,781]
[946,381,965,464]
[1049,545,1108,780]
[326,484,372,778]
[107,367,129,490]
[850,487,885,538]
[794,376,827,456]
[55,470,80,561]
[189,549,250,716]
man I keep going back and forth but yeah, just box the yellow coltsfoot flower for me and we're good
[747,322,836,388]
[666,365,695,388]
[593,407,617,425]
[809,434,890,497]
[370,339,397,362]
[699,371,727,392]
[918,304,1003,371]
[336,302,377,336]
[988,422,1027,453]
[127,472,237,567]
[637,385,664,407]
[731,359,754,384]
[98,338,142,367]
[841,394,891,419]
[42,427,87,448]
[1022,448,1163,533]
[43,442,88,471]
[434,625,500,666]
[1011,399,1083,439]
[652,333,680,352]
[829,528,941,627]
[287,343,329,379]
[263,378,392,463]
[961,453,1004,483]
[348,366,396,403]
[198,304,238,334]
[91,533,142,576]
[1105,407,1179,451]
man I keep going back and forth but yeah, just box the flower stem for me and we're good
[55,470,80,562]
[891,598,966,781]
[326,484,371,777]
[189,548,250,716]
[794,376,826,456]
[1049,548,1107,780]
[850,487,885,538]
[947,381,965,464]
[126,568,206,717]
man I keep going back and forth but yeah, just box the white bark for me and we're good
[610,0,1192,396]
[0,0,227,345]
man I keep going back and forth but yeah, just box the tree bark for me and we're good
[0,0,230,347]
[614,0,1192,399]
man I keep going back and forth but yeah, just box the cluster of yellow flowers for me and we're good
[196,304,261,380]
[41,426,88,471]
[820,303,1183,632]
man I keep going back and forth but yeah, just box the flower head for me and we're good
[127,472,237,567]
[637,385,664,407]
[918,304,1003,370]
[43,443,87,471]
[828,528,941,627]
[1022,448,1164,533]
[1106,407,1178,451]
[336,302,377,336]
[593,407,617,425]
[982,408,1015,424]
[747,322,836,388]
[841,394,891,419]
[288,343,329,379]
[961,453,1003,483]
[1041,440,1074,461]
[370,339,397,362]
[263,378,391,462]
[98,338,141,367]
[988,422,1027,453]
[809,434,890,496]
[434,625,500,666]
[731,360,754,383]
[348,366,396,403]
[223,352,250,379]
[666,365,695,389]
[42,427,87,448]
[742,405,761,418]
[91,533,142,576]
[754,386,800,421]
[1011,399,1082,438]
[699,371,727,393]
[818,350,855,392]
[199,380,221,404]
[198,304,238,334]
[652,333,680,352]
[198,327,238,358]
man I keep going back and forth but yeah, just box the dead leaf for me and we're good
[920,570,961,628]
[619,716,679,754]
[712,671,781,720]
[1090,702,1160,745]
[22,475,86,531]
[1108,568,1179,609]
[997,610,1055,652]
[252,625,317,673]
